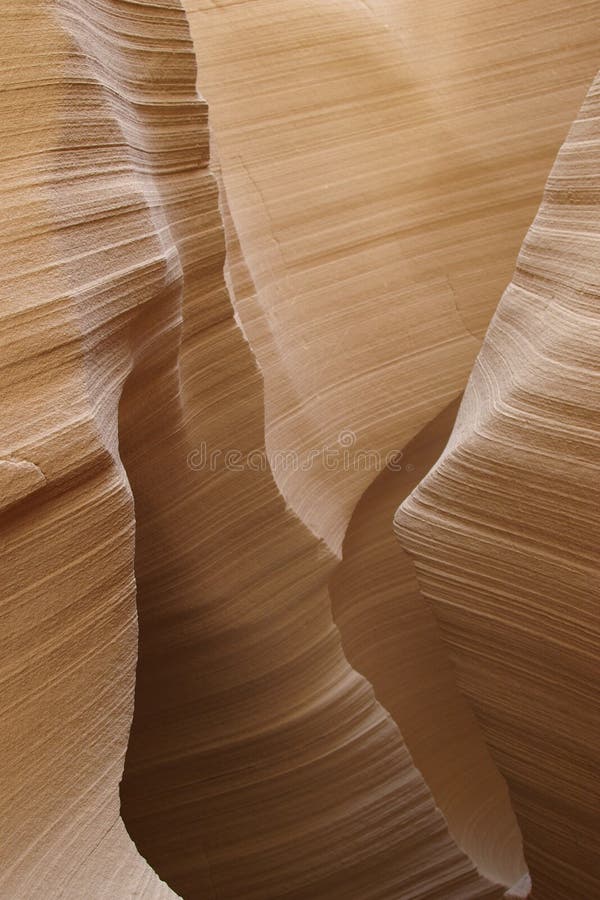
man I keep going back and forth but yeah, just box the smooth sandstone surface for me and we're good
[184,0,600,552]
[330,401,525,886]
[0,1,508,898]
[396,73,600,900]
[115,4,510,897]
[1,0,598,898]
[0,1,180,897]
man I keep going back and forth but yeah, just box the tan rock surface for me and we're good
[0,1,514,898]
[116,13,511,900]
[0,1,182,896]
[183,0,599,552]
[396,73,600,900]
[330,401,525,886]
[2,0,597,897]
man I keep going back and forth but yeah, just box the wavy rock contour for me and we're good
[183,0,599,552]
[1,0,598,898]
[396,72,600,900]
[0,1,183,896]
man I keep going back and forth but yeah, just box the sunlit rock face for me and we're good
[0,0,597,898]
[183,0,599,553]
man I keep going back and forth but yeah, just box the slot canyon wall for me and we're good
[0,1,597,899]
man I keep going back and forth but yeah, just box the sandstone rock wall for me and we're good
[1,1,598,897]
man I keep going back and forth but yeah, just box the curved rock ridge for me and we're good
[0,0,514,898]
[114,7,510,900]
[213,100,529,894]
[183,0,600,553]
[0,0,184,896]
[330,401,526,887]
[396,71,600,900]
[2,0,596,897]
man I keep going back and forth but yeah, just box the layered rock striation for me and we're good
[396,72,600,900]
[1,1,598,898]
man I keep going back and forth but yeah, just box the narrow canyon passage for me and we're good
[329,402,526,887]
[117,47,505,900]
[1,0,598,898]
